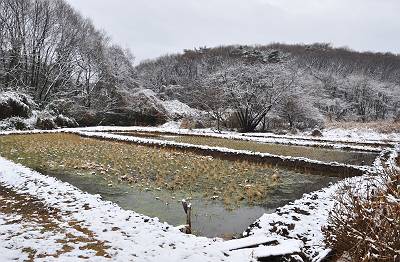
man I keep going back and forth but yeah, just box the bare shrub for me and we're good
[36,117,57,130]
[11,118,29,130]
[311,129,323,137]
[323,167,400,261]
[55,115,79,128]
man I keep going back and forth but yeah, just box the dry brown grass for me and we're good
[323,167,400,261]
[326,121,400,134]
[0,133,284,207]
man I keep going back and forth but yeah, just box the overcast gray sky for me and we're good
[65,0,400,63]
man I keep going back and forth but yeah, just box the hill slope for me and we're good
[136,43,400,131]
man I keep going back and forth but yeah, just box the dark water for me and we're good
[48,169,339,238]
[113,132,378,166]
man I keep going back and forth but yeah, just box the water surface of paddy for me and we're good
[113,132,378,166]
[0,133,340,237]
[46,170,337,238]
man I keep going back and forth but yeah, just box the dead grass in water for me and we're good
[0,133,281,208]
[114,131,377,165]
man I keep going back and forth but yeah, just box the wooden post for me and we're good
[181,199,192,234]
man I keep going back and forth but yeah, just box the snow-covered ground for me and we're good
[161,100,202,119]
[245,128,400,145]
[321,127,400,142]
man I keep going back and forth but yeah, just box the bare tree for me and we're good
[193,84,228,132]
[0,0,137,113]
[207,61,297,132]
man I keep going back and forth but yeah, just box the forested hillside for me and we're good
[1,0,399,132]
[137,44,400,132]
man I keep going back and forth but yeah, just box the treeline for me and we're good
[0,0,137,120]
[137,44,400,132]
[1,0,399,132]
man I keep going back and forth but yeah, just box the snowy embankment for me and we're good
[72,125,394,153]
[244,146,399,261]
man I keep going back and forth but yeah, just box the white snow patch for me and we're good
[162,100,201,119]
[321,127,400,142]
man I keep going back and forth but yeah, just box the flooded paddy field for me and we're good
[112,131,378,166]
[0,133,344,238]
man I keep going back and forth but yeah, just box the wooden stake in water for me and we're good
[181,199,192,234]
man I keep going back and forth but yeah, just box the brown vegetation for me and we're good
[323,166,400,261]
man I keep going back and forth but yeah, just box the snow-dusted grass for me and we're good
[323,149,400,261]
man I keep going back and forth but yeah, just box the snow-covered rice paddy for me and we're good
[0,126,398,261]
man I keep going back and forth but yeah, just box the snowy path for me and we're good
[0,184,112,261]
